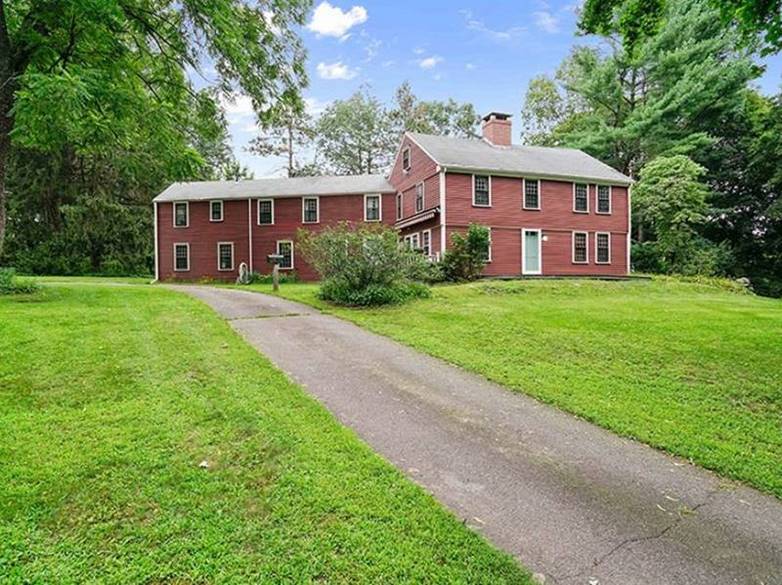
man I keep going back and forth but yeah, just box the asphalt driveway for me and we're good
[173,285,782,585]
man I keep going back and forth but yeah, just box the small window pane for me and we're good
[211,201,223,221]
[597,185,611,213]
[574,232,587,263]
[474,176,490,206]
[416,183,424,212]
[574,184,588,212]
[303,198,318,222]
[366,195,380,221]
[219,244,233,270]
[174,203,188,227]
[278,242,293,269]
[403,148,411,171]
[259,200,273,225]
[396,193,402,220]
[174,244,189,271]
[597,233,610,263]
[524,180,539,209]
[422,231,431,256]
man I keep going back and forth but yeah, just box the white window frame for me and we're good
[257,198,275,225]
[410,232,420,250]
[415,182,425,213]
[486,227,492,262]
[522,228,542,275]
[402,146,411,172]
[302,196,319,224]
[396,192,403,220]
[173,242,190,272]
[364,193,382,222]
[276,240,294,270]
[596,184,612,214]
[217,241,235,272]
[573,183,589,213]
[523,178,541,210]
[422,229,431,257]
[209,200,224,222]
[472,174,492,207]
[595,232,611,264]
[173,201,189,228]
[572,230,589,264]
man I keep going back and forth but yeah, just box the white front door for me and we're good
[522,229,542,275]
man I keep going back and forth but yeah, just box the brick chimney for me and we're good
[482,112,512,147]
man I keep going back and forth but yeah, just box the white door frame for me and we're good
[522,228,542,275]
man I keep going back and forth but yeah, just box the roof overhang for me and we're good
[395,207,440,230]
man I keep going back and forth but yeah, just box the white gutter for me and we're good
[153,201,159,282]
[248,198,254,273]
[439,167,447,254]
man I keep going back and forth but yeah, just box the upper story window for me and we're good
[173,243,190,271]
[573,183,589,213]
[302,196,319,223]
[596,232,611,263]
[523,179,540,210]
[210,200,223,222]
[396,192,403,220]
[365,194,381,222]
[573,231,588,263]
[473,175,491,207]
[415,183,424,213]
[258,199,274,225]
[277,240,294,269]
[173,201,189,227]
[217,242,234,271]
[597,185,611,214]
[402,147,411,172]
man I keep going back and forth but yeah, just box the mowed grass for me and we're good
[0,284,528,583]
[241,278,782,498]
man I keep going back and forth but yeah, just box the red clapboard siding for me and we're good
[389,136,440,220]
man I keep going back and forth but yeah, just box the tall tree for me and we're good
[247,102,315,177]
[0,0,310,255]
[392,82,480,138]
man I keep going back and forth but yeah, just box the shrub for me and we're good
[0,268,40,295]
[298,222,431,306]
[245,271,299,285]
[439,224,490,281]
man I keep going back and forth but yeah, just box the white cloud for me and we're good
[460,10,526,42]
[413,47,426,55]
[418,55,443,70]
[221,94,254,117]
[307,2,368,40]
[382,59,396,68]
[465,63,476,70]
[534,11,560,33]
[316,61,358,80]
[304,96,331,116]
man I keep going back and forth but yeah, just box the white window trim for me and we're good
[486,227,492,262]
[596,184,612,214]
[209,200,224,222]
[396,192,403,220]
[258,198,275,225]
[573,183,589,213]
[409,232,420,250]
[572,230,589,264]
[522,228,542,275]
[422,229,432,257]
[276,240,294,270]
[472,174,492,207]
[302,196,320,224]
[595,232,612,264]
[402,146,411,172]
[173,201,189,228]
[217,241,235,271]
[415,182,425,213]
[364,193,382,222]
[173,242,190,272]
[522,178,541,210]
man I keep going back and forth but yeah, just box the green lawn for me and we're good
[0,283,528,583]
[240,278,782,499]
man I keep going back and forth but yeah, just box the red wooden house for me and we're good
[153,112,632,281]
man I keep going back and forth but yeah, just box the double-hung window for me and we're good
[173,202,189,227]
[402,147,411,172]
[596,232,611,264]
[210,200,223,222]
[523,179,540,210]
[302,197,319,223]
[173,243,189,271]
[365,194,381,222]
[217,242,234,271]
[597,185,611,214]
[573,183,589,213]
[410,232,420,250]
[473,175,490,206]
[396,192,403,220]
[415,183,424,213]
[573,231,588,263]
[421,230,431,257]
[277,241,293,269]
[258,199,274,225]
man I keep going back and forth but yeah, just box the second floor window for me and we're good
[474,175,490,206]
[303,197,319,223]
[416,183,424,213]
[174,202,189,227]
[365,194,381,221]
[597,185,611,213]
[574,183,588,212]
[573,231,588,263]
[258,199,274,225]
[524,179,540,209]
[210,200,223,222]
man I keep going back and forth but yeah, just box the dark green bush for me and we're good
[319,280,430,306]
[246,271,299,285]
[440,224,490,281]
[0,268,40,295]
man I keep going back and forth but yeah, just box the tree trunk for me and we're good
[0,98,12,260]
[287,123,294,177]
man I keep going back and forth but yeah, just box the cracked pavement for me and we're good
[174,285,782,584]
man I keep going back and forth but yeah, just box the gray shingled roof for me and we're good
[154,174,395,202]
[408,132,632,185]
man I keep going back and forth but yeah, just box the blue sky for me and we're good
[223,0,782,177]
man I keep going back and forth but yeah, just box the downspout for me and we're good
[626,184,632,275]
[153,201,159,282]
[248,198,254,273]
[439,167,447,256]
